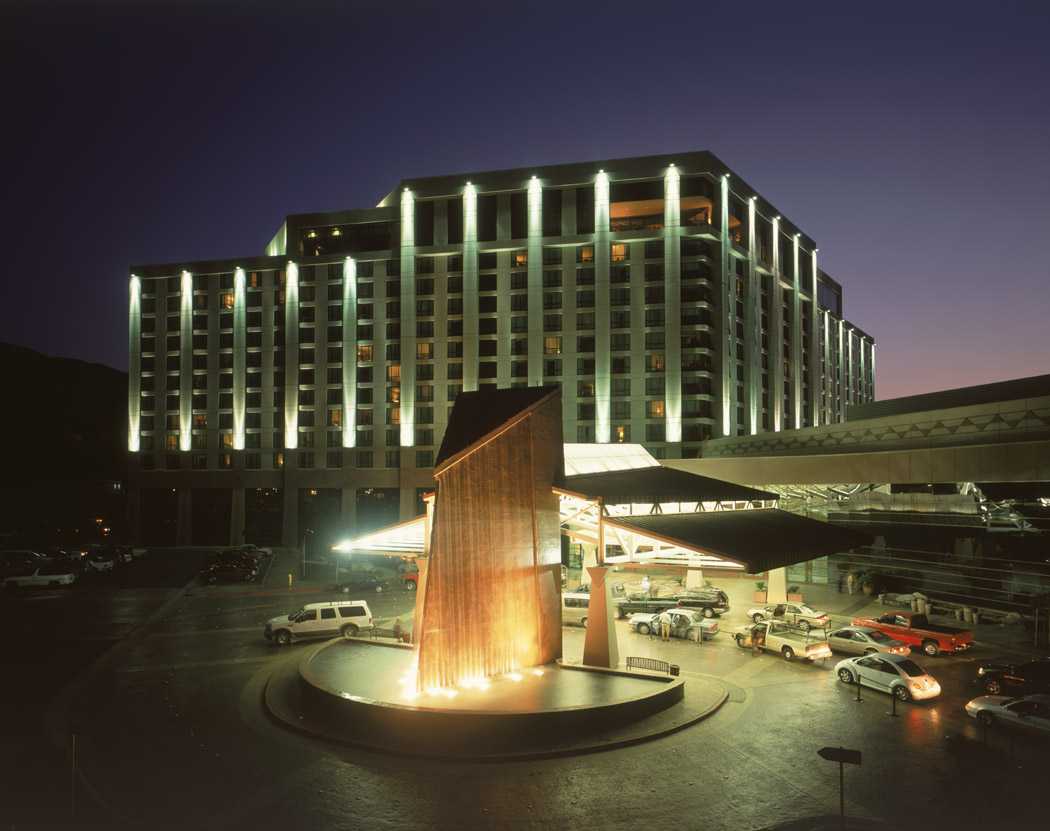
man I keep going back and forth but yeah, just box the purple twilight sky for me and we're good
[1,0,1048,400]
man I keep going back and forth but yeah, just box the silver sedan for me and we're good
[965,694,1050,735]
[827,626,910,656]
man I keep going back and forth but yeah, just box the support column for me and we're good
[340,486,356,528]
[527,176,543,387]
[767,566,787,604]
[836,318,846,422]
[771,218,784,432]
[580,544,597,587]
[229,487,245,546]
[581,565,620,669]
[664,164,682,444]
[176,488,192,547]
[462,183,479,391]
[719,174,734,436]
[823,309,832,423]
[846,327,856,407]
[685,567,704,590]
[594,170,611,443]
[870,341,876,402]
[400,189,416,446]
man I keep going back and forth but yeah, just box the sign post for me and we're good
[817,746,862,830]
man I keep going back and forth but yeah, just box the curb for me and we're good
[262,657,729,762]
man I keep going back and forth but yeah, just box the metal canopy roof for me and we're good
[563,466,776,505]
[605,509,871,573]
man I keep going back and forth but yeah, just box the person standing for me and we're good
[658,609,673,642]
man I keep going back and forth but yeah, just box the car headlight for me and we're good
[977,667,986,676]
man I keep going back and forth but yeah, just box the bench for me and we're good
[625,656,671,675]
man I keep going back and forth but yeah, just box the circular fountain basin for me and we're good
[277,638,690,758]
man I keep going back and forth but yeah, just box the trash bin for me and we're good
[669,664,680,677]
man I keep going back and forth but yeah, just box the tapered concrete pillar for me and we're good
[340,487,356,527]
[582,566,620,669]
[580,544,597,586]
[685,567,704,590]
[175,489,192,547]
[229,488,245,546]
[767,566,788,604]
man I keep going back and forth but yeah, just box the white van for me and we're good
[265,600,373,645]
[562,592,590,627]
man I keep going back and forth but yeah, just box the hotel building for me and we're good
[126,151,875,546]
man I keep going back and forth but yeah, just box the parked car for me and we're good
[3,562,78,589]
[236,544,271,560]
[975,658,1050,696]
[734,620,833,662]
[113,546,134,564]
[214,548,260,570]
[333,573,384,594]
[835,653,941,701]
[401,567,419,591]
[628,608,719,641]
[84,551,116,574]
[562,591,590,626]
[965,693,1050,735]
[0,549,48,576]
[265,600,374,645]
[201,562,255,584]
[826,626,910,656]
[673,587,730,618]
[748,602,830,632]
[852,610,973,657]
[615,592,678,619]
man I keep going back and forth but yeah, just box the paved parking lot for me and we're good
[2,553,1047,830]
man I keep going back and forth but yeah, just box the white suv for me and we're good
[264,600,374,645]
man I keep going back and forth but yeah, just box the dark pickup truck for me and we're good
[616,588,730,619]
[852,611,973,657]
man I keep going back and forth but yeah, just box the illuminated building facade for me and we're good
[126,151,875,546]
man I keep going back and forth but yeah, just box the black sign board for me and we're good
[818,746,862,766]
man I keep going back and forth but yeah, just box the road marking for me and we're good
[144,625,263,639]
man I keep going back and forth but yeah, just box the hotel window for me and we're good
[166,434,179,451]
[543,292,561,310]
[610,310,631,329]
[543,314,562,332]
[611,401,630,419]
[274,451,284,468]
[543,359,562,377]
[647,399,666,418]
[577,425,595,442]
[614,424,630,443]
[511,361,527,378]
[611,333,630,351]
[576,312,595,331]
[577,380,594,398]
[543,336,562,355]
[576,290,594,308]
[479,340,497,357]
[479,362,497,379]
[479,318,497,335]
[385,451,401,468]
[610,288,631,306]
[387,364,401,382]
[326,450,343,469]
[576,268,595,286]
[511,338,528,355]
[543,270,561,288]
[328,408,342,427]
[645,423,666,442]
[610,243,628,262]
[646,353,666,372]
[511,273,527,290]
[512,250,527,267]
[577,335,595,353]
[611,356,631,374]
[578,403,595,420]
[416,451,433,468]
[645,376,664,395]
[576,246,594,264]
[511,294,528,312]
[298,452,314,469]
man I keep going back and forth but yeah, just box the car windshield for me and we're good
[896,659,925,677]
[866,630,891,643]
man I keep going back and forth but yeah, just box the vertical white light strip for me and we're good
[527,176,543,387]
[342,257,357,448]
[746,197,759,435]
[463,182,479,392]
[791,234,802,430]
[818,308,827,422]
[664,164,681,444]
[865,340,873,401]
[846,326,855,407]
[808,249,820,428]
[233,267,246,450]
[400,188,415,447]
[771,216,783,432]
[128,275,141,452]
[179,270,193,451]
[837,318,846,420]
[719,175,732,436]
[594,169,611,443]
[859,333,867,406]
[284,261,299,450]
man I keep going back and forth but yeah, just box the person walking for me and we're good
[392,618,404,642]
[658,609,673,642]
